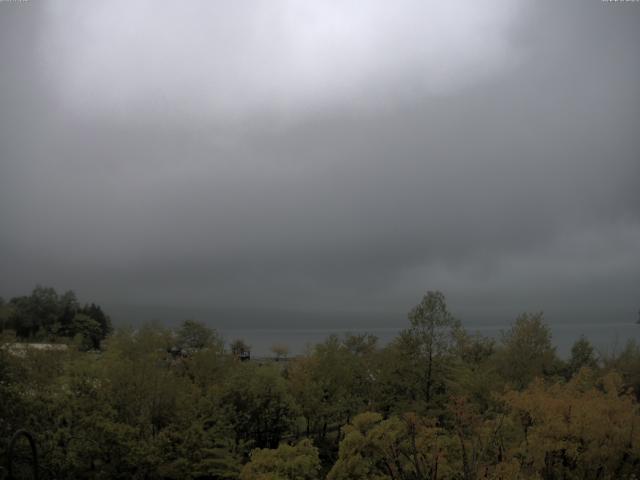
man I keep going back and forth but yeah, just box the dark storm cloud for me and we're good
[0,1,638,326]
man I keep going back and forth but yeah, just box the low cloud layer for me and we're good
[1,1,638,326]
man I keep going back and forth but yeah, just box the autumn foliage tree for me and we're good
[501,369,640,479]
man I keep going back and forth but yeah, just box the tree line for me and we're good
[1,289,639,479]
[0,285,112,350]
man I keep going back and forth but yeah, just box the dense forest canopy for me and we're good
[1,288,640,479]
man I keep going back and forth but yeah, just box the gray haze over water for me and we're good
[221,323,640,358]
[1,1,639,331]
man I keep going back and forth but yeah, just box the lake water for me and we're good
[220,322,640,358]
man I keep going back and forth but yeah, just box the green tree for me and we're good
[100,324,184,436]
[57,290,80,336]
[342,332,378,356]
[382,291,460,413]
[287,334,375,449]
[9,285,61,338]
[407,291,460,404]
[450,329,501,412]
[221,363,298,451]
[567,335,598,378]
[0,296,12,333]
[495,312,558,389]
[70,313,103,350]
[80,302,112,340]
[155,421,242,479]
[176,319,223,353]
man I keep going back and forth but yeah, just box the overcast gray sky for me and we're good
[1,1,638,327]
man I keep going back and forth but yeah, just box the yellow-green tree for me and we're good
[328,412,451,480]
[239,439,321,480]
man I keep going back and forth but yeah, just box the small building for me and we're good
[230,339,251,361]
